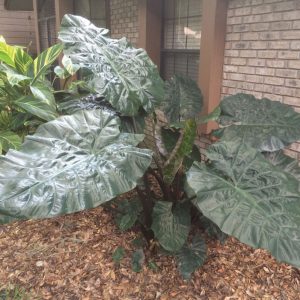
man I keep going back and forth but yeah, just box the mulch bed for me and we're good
[0,206,299,299]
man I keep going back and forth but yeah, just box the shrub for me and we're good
[0,15,299,279]
[0,36,62,153]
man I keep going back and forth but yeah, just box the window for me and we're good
[74,0,107,28]
[161,0,202,81]
[4,0,33,11]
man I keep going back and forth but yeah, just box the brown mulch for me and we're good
[0,207,299,300]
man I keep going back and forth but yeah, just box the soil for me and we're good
[0,206,299,300]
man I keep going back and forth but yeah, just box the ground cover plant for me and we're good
[0,15,300,279]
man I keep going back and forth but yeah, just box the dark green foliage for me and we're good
[58,14,164,116]
[0,15,300,280]
[151,202,191,252]
[112,247,125,264]
[199,216,228,244]
[163,75,203,123]
[0,110,152,223]
[115,199,142,231]
[131,249,145,272]
[177,235,206,280]
[186,140,300,267]
[218,93,300,152]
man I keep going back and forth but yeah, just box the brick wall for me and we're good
[0,0,36,53]
[222,0,300,159]
[109,0,139,46]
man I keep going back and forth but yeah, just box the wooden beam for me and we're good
[55,0,74,39]
[138,0,162,68]
[32,0,40,54]
[198,0,228,133]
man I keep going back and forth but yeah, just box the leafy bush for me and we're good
[0,36,62,153]
[0,15,300,279]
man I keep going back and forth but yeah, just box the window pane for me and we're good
[162,52,199,82]
[5,0,33,11]
[162,0,202,80]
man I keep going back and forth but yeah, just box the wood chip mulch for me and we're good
[0,206,299,300]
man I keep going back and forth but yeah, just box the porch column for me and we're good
[138,0,162,68]
[55,0,74,36]
[198,0,228,133]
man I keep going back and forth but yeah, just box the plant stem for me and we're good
[136,186,153,229]
[148,168,173,203]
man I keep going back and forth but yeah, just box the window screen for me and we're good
[162,0,202,81]
[74,0,107,28]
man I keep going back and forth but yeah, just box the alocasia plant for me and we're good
[0,15,300,279]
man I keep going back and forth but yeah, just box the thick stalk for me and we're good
[148,168,173,202]
[136,184,153,229]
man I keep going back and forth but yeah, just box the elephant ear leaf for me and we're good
[218,93,300,152]
[264,150,300,184]
[151,201,191,252]
[0,109,153,224]
[58,14,164,116]
[186,139,300,268]
[177,235,206,280]
[163,75,203,123]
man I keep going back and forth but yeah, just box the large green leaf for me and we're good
[31,44,63,83]
[0,110,153,224]
[58,14,164,116]
[14,95,58,121]
[151,201,191,252]
[58,94,146,134]
[265,151,300,186]
[0,131,22,153]
[163,75,203,123]
[177,235,206,280]
[115,198,142,231]
[186,140,300,268]
[219,94,300,152]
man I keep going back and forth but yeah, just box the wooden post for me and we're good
[55,0,74,38]
[138,0,162,68]
[32,0,40,54]
[198,0,228,133]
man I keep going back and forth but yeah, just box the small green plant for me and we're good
[0,36,62,153]
[0,284,31,300]
[0,15,300,279]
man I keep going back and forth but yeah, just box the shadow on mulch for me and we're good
[0,206,299,299]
